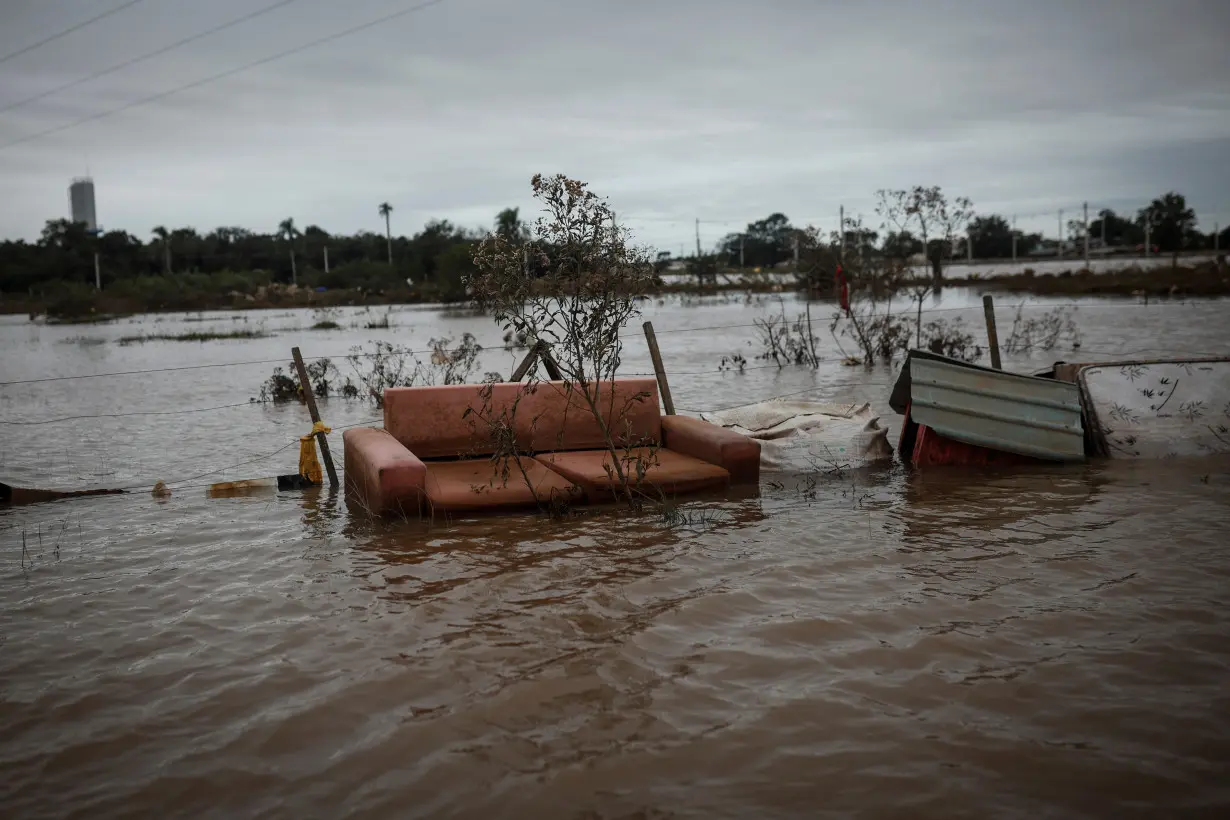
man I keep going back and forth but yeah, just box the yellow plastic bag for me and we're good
[298,421,331,483]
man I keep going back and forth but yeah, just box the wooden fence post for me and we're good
[509,344,540,382]
[642,321,676,415]
[291,347,339,488]
[509,341,564,382]
[538,344,563,381]
[982,295,1002,370]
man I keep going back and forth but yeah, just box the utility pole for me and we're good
[94,251,101,291]
[839,205,845,262]
[858,213,865,264]
[1145,221,1151,257]
[793,236,799,269]
[1057,209,1063,259]
[1101,209,1107,245]
[1083,202,1090,266]
[1011,215,1018,262]
[694,218,701,258]
[290,250,297,286]
[323,245,330,274]
[967,228,973,262]
[739,233,744,268]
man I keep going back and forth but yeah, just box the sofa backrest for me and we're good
[384,378,662,459]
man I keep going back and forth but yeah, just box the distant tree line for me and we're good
[714,191,1223,274]
[0,204,535,301]
[1,189,1222,303]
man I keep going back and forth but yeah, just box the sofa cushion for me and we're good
[384,379,661,459]
[535,447,730,498]
[423,456,582,513]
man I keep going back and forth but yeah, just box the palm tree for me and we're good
[278,217,301,285]
[378,202,393,266]
[152,225,171,273]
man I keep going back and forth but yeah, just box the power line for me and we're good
[0,0,454,152]
[0,0,150,66]
[0,400,265,426]
[0,0,306,116]
[0,338,509,386]
[120,416,380,491]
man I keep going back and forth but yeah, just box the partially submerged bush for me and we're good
[920,318,981,362]
[310,307,342,330]
[341,336,484,406]
[255,338,485,406]
[1003,304,1082,354]
[754,307,820,367]
[468,173,660,507]
[257,357,332,402]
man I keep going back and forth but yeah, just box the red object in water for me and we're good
[899,401,1040,468]
[911,423,1039,468]
[835,264,850,313]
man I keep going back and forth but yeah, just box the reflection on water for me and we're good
[3,297,1230,817]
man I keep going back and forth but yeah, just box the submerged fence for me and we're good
[1,299,1224,500]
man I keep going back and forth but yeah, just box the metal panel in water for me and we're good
[909,356,1086,462]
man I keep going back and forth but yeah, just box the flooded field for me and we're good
[659,252,1222,284]
[2,291,1229,818]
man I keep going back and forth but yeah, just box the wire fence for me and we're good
[3,300,1225,499]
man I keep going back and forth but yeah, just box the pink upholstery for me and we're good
[383,379,661,458]
[344,379,761,517]
[423,457,583,513]
[535,447,730,499]
[342,427,426,515]
[661,415,761,485]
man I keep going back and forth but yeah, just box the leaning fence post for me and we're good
[509,343,541,381]
[291,346,339,488]
[642,321,676,415]
[538,344,564,381]
[982,295,1002,370]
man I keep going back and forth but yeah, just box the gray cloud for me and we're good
[1,0,1227,248]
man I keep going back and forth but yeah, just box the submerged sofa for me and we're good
[342,377,760,516]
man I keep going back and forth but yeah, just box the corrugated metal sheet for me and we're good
[908,355,1086,462]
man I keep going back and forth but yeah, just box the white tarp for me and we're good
[1082,360,1230,458]
[700,400,894,471]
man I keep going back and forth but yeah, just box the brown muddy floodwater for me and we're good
[2,292,1229,819]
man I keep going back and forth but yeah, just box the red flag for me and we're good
[835,264,850,313]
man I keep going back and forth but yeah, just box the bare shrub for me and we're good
[468,173,661,506]
[341,336,486,406]
[256,338,487,406]
[824,215,913,365]
[426,333,483,386]
[1003,305,1082,354]
[344,341,422,405]
[754,306,820,367]
[920,318,982,362]
[257,357,332,402]
[877,186,973,285]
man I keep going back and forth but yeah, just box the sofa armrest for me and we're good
[342,427,427,516]
[660,415,760,485]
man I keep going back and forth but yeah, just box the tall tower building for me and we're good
[69,176,97,232]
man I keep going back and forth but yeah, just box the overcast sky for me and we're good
[1,0,1228,251]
